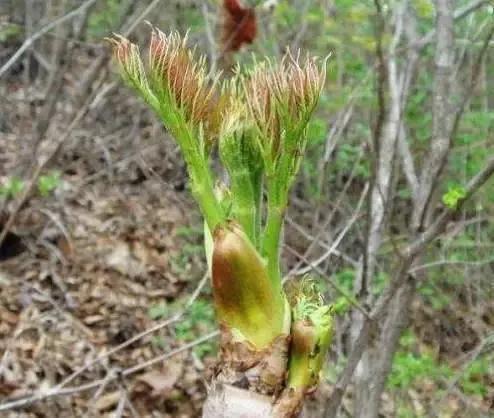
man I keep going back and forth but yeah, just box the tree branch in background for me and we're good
[0,0,98,78]
[412,0,455,231]
[353,2,411,415]
[0,0,162,250]
[360,0,388,299]
[450,22,494,139]
[325,153,494,418]
[415,0,489,48]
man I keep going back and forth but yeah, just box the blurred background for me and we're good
[0,1,493,417]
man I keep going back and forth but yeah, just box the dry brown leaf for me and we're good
[136,361,183,398]
[95,390,121,411]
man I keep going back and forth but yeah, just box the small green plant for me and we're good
[38,170,61,197]
[442,184,467,209]
[331,297,351,315]
[87,0,122,38]
[389,331,453,390]
[0,23,22,43]
[147,301,170,320]
[418,281,451,310]
[170,242,204,275]
[390,332,492,412]
[1,171,62,200]
[396,403,419,418]
[170,225,204,274]
[333,269,355,292]
[148,299,217,359]
[175,300,215,341]
[110,28,332,413]
[459,355,493,397]
[389,351,450,389]
[0,176,24,198]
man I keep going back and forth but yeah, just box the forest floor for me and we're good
[0,77,219,417]
[1,68,493,418]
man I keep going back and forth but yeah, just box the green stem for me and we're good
[230,170,257,245]
[189,157,224,231]
[232,204,256,245]
[252,170,263,246]
[288,351,311,390]
[167,115,224,232]
[262,203,284,288]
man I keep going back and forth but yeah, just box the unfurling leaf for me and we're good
[244,53,326,190]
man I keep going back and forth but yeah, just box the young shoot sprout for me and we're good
[110,31,330,401]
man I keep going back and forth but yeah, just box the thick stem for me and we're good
[203,384,274,418]
[230,169,257,245]
[252,169,264,244]
[205,327,291,415]
[168,112,224,232]
[188,155,224,231]
[262,204,284,287]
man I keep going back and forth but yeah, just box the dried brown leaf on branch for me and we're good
[221,0,257,52]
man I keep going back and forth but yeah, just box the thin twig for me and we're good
[406,156,494,258]
[30,286,138,417]
[0,0,98,78]
[123,330,218,376]
[433,333,494,415]
[114,390,126,418]
[415,0,490,48]
[291,147,366,274]
[122,0,163,36]
[0,80,103,249]
[54,271,209,392]
[291,183,368,276]
[409,256,494,273]
[285,218,359,267]
[0,271,208,411]
[0,331,218,411]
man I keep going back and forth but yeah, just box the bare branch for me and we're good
[325,154,494,418]
[434,333,494,413]
[0,331,218,412]
[409,255,494,273]
[398,125,419,198]
[0,0,98,78]
[412,0,455,231]
[407,155,494,258]
[291,183,368,276]
[415,0,489,49]
[450,23,494,138]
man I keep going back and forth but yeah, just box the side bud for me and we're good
[288,304,333,390]
[274,280,333,417]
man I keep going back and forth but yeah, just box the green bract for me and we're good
[212,221,289,348]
